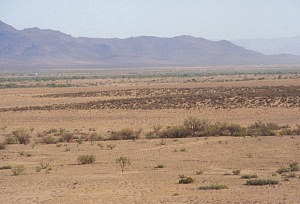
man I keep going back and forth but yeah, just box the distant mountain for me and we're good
[233,36,300,56]
[1,21,300,69]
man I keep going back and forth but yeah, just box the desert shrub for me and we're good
[276,166,289,174]
[279,128,293,136]
[61,132,74,142]
[110,128,141,140]
[241,174,258,179]
[0,165,12,170]
[180,147,186,152]
[41,136,57,144]
[246,179,279,185]
[233,169,241,175]
[77,155,96,164]
[146,124,163,139]
[198,184,228,190]
[39,161,50,169]
[196,170,204,175]
[184,117,208,136]
[292,125,300,135]
[178,174,185,178]
[160,125,192,138]
[44,128,58,135]
[76,138,83,144]
[107,144,116,149]
[283,173,296,180]
[12,128,31,144]
[179,177,194,184]
[116,156,131,173]
[89,133,104,141]
[0,142,6,150]
[36,166,41,172]
[12,165,25,176]
[5,136,17,144]
[289,162,299,171]
[247,121,276,136]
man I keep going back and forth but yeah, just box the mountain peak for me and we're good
[0,20,17,32]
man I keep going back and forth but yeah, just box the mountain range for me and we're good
[233,36,300,56]
[1,21,300,69]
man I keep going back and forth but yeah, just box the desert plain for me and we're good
[0,67,300,203]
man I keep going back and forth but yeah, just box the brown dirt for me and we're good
[0,74,300,203]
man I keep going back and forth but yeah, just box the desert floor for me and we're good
[0,71,300,203]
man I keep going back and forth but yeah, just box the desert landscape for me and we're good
[0,67,300,203]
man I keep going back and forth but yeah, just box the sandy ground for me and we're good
[0,76,300,203]
[0,136,299,203]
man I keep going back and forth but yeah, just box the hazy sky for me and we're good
[1,0,300,40]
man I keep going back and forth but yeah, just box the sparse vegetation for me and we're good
[110,128,142,140]
[233,169,241,175]
[196,170,204,175]
[246,179,279,185]
[11,165,25,176]
[179,177,194,184]
[77,155,96,165]
[241,174,258,179]
[116,156,131,173]
[198,185,228,190]
[0,165,12,170]
[12,128,31,144]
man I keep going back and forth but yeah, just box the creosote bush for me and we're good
[179,177,194,184]
[116,156,131,173]
[12,128,31,144]
[110,128,142,140]
[198,185,228,190]
[233,169,241,175]
[77,155,96,164]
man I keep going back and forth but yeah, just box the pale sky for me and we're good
[0,0,300,40]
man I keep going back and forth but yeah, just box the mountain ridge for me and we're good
[1,21,300,69]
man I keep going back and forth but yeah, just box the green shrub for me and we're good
[246,179,279,185]
[5,136,17,144]
[110,128,141,140]
[289,162,299,171]
[279,128,293,136]
[276,166,289,174]
[0,165,12,170]
[116,156,131,173]
[12,128,31,144]
[247,121,277,136]
[184,117,208,136]
[107,144,116,149]
[160,125,192,138]
[36,166,42,172]
[179,177,194,184]
[241,174,258,179]
[12,165,25,176]
[61,132,74,142]
[41,136,57,144]
[178,174,185,178]
[77,155,96,164]
[233,169,241,175]
[198,184,228,190]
